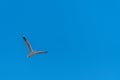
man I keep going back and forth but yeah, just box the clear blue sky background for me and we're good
[0,0,120,80]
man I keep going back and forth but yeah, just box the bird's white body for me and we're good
[23,36,48,58]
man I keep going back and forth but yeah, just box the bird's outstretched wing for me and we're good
[35,51,48,54]
[23,36,32,52]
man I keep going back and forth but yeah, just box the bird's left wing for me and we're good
[23,36,32,52]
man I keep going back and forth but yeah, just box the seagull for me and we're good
[23,36,48,58]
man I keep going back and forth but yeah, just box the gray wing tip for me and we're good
[22,36,27,41]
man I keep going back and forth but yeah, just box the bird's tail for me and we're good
[27,53,34,58]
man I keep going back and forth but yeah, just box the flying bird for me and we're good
[23,36,48,58]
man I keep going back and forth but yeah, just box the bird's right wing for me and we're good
[23,36,32,52]
[36,51,48,54]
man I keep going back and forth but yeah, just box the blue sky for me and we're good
[0,0,120,80]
